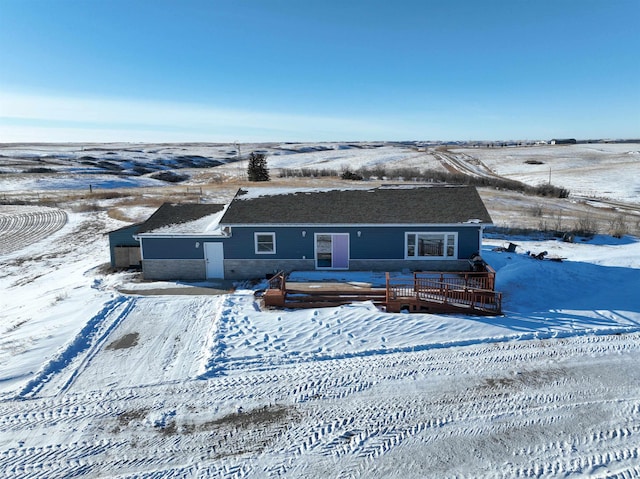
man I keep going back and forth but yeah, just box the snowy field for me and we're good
[1,142,640,478]
[2,142,639,206]
[452,143,640,205]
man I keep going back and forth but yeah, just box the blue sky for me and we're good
[1,0,638,142]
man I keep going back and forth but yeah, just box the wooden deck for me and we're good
[263,268,502,315]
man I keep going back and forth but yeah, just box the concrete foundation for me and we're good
[224,259,315,280]
[142,259,206,281]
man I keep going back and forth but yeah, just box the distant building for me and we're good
[550,138,577,145]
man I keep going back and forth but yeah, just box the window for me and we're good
[405,232,457,259]
[255,232,276,254]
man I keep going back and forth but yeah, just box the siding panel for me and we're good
[141,237,225,260]
[225,226,482,261]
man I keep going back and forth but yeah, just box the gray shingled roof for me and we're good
[220,186,492,225]
[138,203,225,233]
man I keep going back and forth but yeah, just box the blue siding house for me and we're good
[131,185,493,281]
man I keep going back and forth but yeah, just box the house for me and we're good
[129,185,493,281]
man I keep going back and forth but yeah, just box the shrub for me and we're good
[608,214,628,238]
[341,169,364,181]
[528,204,544,217]
[572,215,598,237]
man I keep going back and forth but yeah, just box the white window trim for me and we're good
[254,232,276,255]
[404,231,458,260]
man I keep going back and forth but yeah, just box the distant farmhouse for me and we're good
[109,185,493,281]
[550,138,577,145]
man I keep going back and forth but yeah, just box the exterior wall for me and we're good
[224,259,315,280]
[224,225,482,262]
[142,259,206,280]
[224,259,471,280]
[114,246,141,268]
[349,259,471,272]
[138,225,483,280]
[140,236,226,280]
[108,224,142,268]
[141,237,211,260]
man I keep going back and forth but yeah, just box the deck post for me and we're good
[386,272,391,303]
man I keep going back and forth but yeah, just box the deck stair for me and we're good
[263,270,502,315]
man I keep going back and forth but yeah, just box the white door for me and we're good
[204,242,224,278]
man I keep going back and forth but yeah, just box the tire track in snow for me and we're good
[17,295,135,399]
[0,206,68,256]
[3,333,639,430]
[2,332,640,477]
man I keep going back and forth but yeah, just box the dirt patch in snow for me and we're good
[106,332,139,350]
[481,367,567,390]
[210,404,297,430]
[117,408,149,426]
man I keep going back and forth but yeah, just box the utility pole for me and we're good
[235,142,242,180]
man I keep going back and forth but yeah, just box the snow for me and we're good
[1,144,640,477]
[0,173,166,191]
[143,208,228,234]
[453,144,640,205]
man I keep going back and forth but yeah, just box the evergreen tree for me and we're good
[247,152,270,182]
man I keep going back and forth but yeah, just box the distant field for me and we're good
[2,141,638,236]
[453,143,640,204]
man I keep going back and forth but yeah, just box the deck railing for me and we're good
[266,271,286,294]
[386,270,501,314]
[264,268,501,314]
[411,266,496,292]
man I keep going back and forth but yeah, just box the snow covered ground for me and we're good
[452,143,640,205]
[2,142,638,205]
[1,143,640,477]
